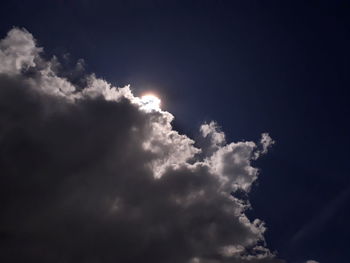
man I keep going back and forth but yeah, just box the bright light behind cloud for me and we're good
[140,94,161,112]
[0,28,291,263]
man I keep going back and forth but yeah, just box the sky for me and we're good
[0,1,349,263]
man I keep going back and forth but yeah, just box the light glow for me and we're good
[140,94,161,111]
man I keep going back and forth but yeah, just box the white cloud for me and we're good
[0,27,41,75]
[0,28,283,263]
[260,132,275,155]
[207,141,258,192]
[200,121,226,147]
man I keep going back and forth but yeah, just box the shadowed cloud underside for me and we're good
[0,28,316,263]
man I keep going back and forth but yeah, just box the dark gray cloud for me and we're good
[0,28,285,263]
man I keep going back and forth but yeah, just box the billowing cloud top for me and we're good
[0,28,285,263]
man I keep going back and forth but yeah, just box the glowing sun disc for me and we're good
[140,94,161,111]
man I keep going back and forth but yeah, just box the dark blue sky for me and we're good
[1,1,349,262]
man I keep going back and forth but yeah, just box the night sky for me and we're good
[0,1,349,263]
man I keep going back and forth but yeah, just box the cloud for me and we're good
[0,28,41,75]
[0,28,284,263]
[305,261,319,263]
[259,133,275,155]
[200,121,226,148]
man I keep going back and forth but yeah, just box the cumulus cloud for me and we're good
[259,133,275,155]
[0,28,41,75]
[0,28,284,263]
[200,121,226,148]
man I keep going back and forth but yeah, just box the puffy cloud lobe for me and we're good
[0,28,41,75]
[200,121,226,148]
[259,133,275,155]
[0,28,284,263]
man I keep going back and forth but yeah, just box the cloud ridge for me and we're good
[0,28,283,263]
